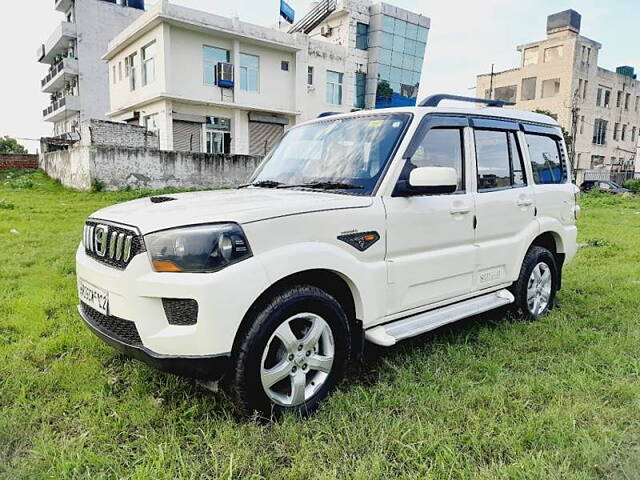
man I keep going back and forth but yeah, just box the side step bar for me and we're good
[365,289,515,346]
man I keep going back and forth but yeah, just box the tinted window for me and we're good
[510,132,526,186]
[409,128,464,192]
[525,134,565,184]
[475,130,511,190]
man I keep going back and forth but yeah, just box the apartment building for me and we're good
[291,0,429,109]
[38,0,144,138]
[104,0,429,155]
[476,10,640,181]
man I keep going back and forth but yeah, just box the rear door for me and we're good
[522,125,575,226]
[383,116,477,315]
[471,118,537,289]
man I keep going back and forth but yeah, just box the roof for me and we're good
[303,105,560,127]
[104,1,306,60]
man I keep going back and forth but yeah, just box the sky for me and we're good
[1,0,639,152]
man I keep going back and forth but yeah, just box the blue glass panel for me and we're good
[392,35,404,52]
[403,39,414,56]
[378,48,392,65]
[402,54,414,70]
[390,67,402,83]
[401,69,414,85]
[203,45,229,63]
[417,26,428,42]
[415,41,426,58]
[381,32,394,50]
[382,15,395,33]
[394,18,406,37]
[413,55,424,72]
[405,22,418,40]
[378,64,391,80]
[390,51,403,68]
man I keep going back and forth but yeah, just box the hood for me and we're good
[89,188,373,234]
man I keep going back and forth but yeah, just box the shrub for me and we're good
[0,199,15,210]
[90,179,106,193]
[6,175,34,189]
[623,178,640,193]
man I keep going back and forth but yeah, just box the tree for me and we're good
[531,110,572,150]
[0,136,28,154]
[376,80,393,101]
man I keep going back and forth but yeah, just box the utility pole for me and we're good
[488,64,495,99]
[569,88,580,181]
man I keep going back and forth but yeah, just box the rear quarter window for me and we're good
[525,133,566,184]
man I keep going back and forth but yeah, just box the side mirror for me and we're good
[402,166,458,195]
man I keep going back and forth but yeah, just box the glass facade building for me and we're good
[366,7,429,109]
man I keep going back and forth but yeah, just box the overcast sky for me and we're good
[2,0,638,152]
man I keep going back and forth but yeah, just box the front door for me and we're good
[383,116,476,316]
[471,120,537,289]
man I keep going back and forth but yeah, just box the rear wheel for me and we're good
[228,285,350,418]
[512,246,558,319]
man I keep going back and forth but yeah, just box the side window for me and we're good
[525,134,565,184]
[509,132,527,186]
[409,128,464,192]
[475,130,511,191]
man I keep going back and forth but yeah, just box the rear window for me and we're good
[525,134,566,184]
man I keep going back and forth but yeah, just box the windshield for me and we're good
[249,113,410,195]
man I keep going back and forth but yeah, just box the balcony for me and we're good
[37,21,77,64]
[42,95,81,123]
[54,0,73,12]
[41,57,79,93]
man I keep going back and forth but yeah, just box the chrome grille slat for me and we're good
[84,220,144,270]
[115,233,125,261]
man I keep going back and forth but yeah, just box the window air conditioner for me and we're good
[217,62,234,88]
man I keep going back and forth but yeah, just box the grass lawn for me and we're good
[1,169,640,479]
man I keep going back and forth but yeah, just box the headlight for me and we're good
[145,223,252,273]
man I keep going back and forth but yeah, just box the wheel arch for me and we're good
[231,268,365,361]
[529,230,566,288]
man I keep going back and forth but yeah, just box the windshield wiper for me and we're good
[279,181,364,190]
[238,180,285,189]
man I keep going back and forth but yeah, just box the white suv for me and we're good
[77,95,579,416]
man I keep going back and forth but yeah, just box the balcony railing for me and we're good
[42,62,64,87]
[41,57,78,89]
[43,97,67,118]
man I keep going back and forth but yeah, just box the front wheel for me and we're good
[227,285,350,418]
[511,246,558,319]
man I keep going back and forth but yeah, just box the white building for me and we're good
[38,0,144,138]
[476,10,640,182]
[103,0,429,155]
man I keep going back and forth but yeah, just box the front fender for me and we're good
[255,241,387,325]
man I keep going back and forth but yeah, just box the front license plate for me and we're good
[78,279,109,316]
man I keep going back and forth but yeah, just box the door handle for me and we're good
[516,199,533,207]
[449,206,471,215]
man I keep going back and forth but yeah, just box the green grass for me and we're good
[1,170,640,479]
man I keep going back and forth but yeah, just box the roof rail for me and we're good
[317,111,339,118]
[419,94,515,108]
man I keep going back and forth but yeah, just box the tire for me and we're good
[227,285,351,418]
[511,246,559,320]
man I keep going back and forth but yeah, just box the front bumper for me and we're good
[78,303,230,380]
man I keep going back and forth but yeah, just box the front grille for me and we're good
[81,302,142,346]
[162,298,199,326]
[84,220,145,270]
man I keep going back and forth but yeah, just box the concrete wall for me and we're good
[39,147,93,190]
[86,119,159,149]
[40,145,261,191]
[91,147,261,190]
[0,154,39,170]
